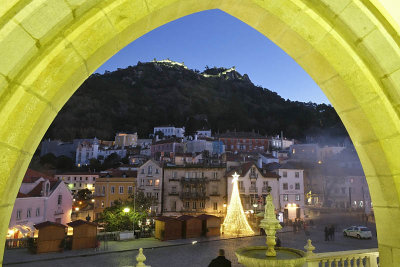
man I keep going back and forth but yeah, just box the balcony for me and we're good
[168,192,179,196]
[209,177,220,182]
[249,173,257,180]
[153,186,160,191]
[180,177,208,184]
[262,187,268,193]
[249,187,258,193]
[209,192,220,196]
[180,192,207,200]
[169,177,180,182]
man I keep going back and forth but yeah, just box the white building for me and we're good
[8,170,73,238]
[55,172,99,194]
[269,135,294,150]
[137,159,162,214]
[154,126,185,138]
[274,163,305,221]
[227,162,280,212]
[186,139,213,154]
[75,138,127,166]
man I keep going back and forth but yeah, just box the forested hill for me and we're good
[44,60,346,142]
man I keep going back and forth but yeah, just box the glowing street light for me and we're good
[123,207,130,213]
[123,207,135,236]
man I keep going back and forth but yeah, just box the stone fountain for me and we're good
[235,190,306,267]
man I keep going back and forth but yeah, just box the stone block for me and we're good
[0,86,56,153]
[360,98,400,140]
[360,28,400,76]
[355,141,392,177]
[380,135,400,176]
[64,8,119,75]
[275,27,314,60]
[366,175,400,208]
[296,49,337,85]
[336,1,377,40]
[13,0,73,45]
[320,75,359,113]
[0,0,19,18]
[381,68,400,107]
[17,38,88,105]
[374,206,400,250]
[0,20,37,78]
[318,0,351,16]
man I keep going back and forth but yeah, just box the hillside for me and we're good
[44,60,346,142]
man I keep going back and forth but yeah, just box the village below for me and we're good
[5,61,377,266]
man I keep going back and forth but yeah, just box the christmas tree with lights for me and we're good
[222,172,254,236]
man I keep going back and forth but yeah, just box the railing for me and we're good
[303,240,379,267]
[262,187,268,192]
[249,187,258,193]
[54,208,64,215]
[180,177,208,183]
[169,178,180,181]
[180,192,207,199]
[168,192,179,196]
[5,238,32,249]
[94,192,105,197]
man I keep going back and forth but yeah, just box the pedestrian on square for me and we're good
[293,221,297,233]
[330,225,335,241]
[208,249,231,267]
[324,226,329,241]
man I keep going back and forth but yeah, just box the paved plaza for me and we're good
[4,223,377,267]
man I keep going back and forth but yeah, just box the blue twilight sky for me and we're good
[96,9,330,104]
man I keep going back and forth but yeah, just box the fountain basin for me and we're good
[235,246,306,267]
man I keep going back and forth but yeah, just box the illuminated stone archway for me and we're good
[0,0,400,265]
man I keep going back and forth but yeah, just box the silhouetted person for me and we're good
[208,249,231,267]
[324,226,329,241]
[275,237,281,248]
[329,225,335,241]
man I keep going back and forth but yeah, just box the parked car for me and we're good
[343,226,372,239]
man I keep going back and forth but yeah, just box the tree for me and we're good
[40,153,57,169]
[89,158,102,171]
[76,189,92,201]
[97,194,154,232]
[154,130,164,139]
[55,156,74,170]
[103,153,121,169]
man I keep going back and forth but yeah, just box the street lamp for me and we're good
[123,207,135,237]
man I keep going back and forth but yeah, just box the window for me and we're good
[36,208,40,217]
[102,186,105,194]
[155,192,159,199]
[172,172,177,178]
[128,186,133,194]
[185,201,190,208]
[172,186,177,193]
[86,177,88,180]
[101,201,104,208]
[16,210,21,220]
[27,209,31,218]
[73,183,76,187]
[250,181,256,188]
[57,195,62,205]
[141,179,144,186]
[155,169,159,174]
[147,192,152,198]
[283,171,287,178]
[295,194,300,201]
[283,183,288,190]
[193,202,197,209]
[199,202,205,208]
[141,169,145,174]
[283,194,288,201]
[239,181,244,189]
[263,181,268,188]
[111,186,115,194]
[147,179,153,186]
[74,177,77,181]
[171,201,177,211]
[295,183,300,190]
[79,183,82,187]
[295,172,300,178]
[80,177,82,180]
[119,186,124,194]
[148,165,153,175]
[213,202,218,210]
[155,179,160,186]
[213,172,218,179]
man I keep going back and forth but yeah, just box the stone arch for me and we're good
[0,0,399,265]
